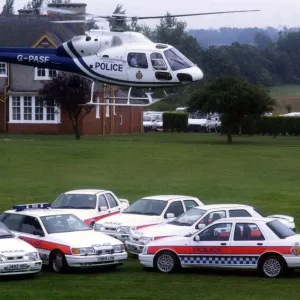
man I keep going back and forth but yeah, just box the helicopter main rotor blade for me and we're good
[133,10,260,20]
[50,20,96,23]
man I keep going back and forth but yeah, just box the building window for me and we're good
[0,62,7,77]
[9,95,60,124]
[34,68,57,80]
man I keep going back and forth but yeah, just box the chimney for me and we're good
[18,9,34,15]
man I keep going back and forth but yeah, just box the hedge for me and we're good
[222,116,300,136]
[163,112,188,132]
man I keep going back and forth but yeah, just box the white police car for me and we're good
[0,203,128,273]
[0,221,42,276]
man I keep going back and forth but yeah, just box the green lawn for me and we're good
[269,84,300,98]
[1,133,300,299]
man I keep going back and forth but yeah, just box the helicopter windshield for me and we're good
[164,48,195,71]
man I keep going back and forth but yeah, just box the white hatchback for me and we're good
[93,195,204,242]
[0,221,42,276]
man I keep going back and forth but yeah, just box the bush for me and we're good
[230,116,300,136]
[163,112,188,132]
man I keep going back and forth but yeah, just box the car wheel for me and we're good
[51,250,68,273]
[154,251,180,273]
[260,255,286,278]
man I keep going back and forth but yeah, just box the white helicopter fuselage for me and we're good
[57,30,204,87]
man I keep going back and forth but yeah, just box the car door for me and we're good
[183,222,234,268]
[17,216,48,256]
[228,221,267,267]
[163,201,185,221]
[104,192,121,215]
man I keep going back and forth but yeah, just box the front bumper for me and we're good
[97,230,130,242]
[138,254,155,268]
[125,241,145,254]
[0,260,42,276]
[65,252,128,268]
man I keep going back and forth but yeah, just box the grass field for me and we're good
[1,133,300,299]
[268,85,300,114]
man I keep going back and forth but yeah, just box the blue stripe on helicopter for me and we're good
[66,40,182,87]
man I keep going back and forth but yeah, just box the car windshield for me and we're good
[51,193,96,209]
[40,214,91,234]
[123,199,168,216]
[0,222,14,238]
[266,219,296,239]
[169,208,207,226]
[164,47,194,71]
[143,116,151,121]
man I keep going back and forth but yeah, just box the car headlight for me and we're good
[139,237,154,245]
[0,255,6,262]
[94,224,104,231]
[25,252,39,260]
[113,244,125,253]
[71,247,96,255]
[117,226,131,233]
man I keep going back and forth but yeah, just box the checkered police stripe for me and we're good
[180,256,258,265]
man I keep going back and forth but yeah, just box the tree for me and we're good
[23,0,44,14]
[39,73,93,139]
[1,0,14,16]
[188,76,276,143]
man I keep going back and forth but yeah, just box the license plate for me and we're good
[7,264,29,270]
[97,256,114,262]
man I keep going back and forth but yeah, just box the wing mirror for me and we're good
[196,223,206,230]
[33,229,44,237]
[166,213,175,219]
[99,206,108,212]
[194,235,200,241]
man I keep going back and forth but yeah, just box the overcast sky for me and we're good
[1,0,300,30]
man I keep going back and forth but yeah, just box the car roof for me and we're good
[195,204,254,210]
[141,195,199,201]
[63,189,109,195]
[4,208,76,218]
[213,216,272,223]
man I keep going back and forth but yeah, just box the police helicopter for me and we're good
[0,6,260,106]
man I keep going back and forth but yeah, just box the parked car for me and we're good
[138,217,300,278]
[125,204,295,255]
[0,221,42,276]
[93,195,204,242]
[143,114,162,132]
[50,189,130,227]
[0,203,128,273]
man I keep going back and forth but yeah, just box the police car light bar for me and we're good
[13,203,51,211]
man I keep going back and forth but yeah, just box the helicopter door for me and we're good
[150,52,173,81]
[125,52,154,83]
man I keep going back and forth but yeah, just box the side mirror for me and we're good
[33,229,44,237]
[194,235,200,241]
[99,206,108,212]
[166,213,175,219]
[196,223,206,230]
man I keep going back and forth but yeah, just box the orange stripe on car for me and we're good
[84,211,120,226]
[18,235,71,255]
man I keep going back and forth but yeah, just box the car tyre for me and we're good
[154,250,180,273]
[259,255,286,278]
[50,250,68,273]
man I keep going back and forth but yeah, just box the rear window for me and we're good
[266,219,296,239]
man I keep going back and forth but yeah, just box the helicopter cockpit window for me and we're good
[127,53,148,69]
[164,48,194,71]
[150,53,168,70]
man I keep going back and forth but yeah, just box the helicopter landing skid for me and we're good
[83,86,165,107]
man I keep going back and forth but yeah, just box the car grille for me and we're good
[96,249,114,255]
[104,227,117,231]
[7,256,25,261]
